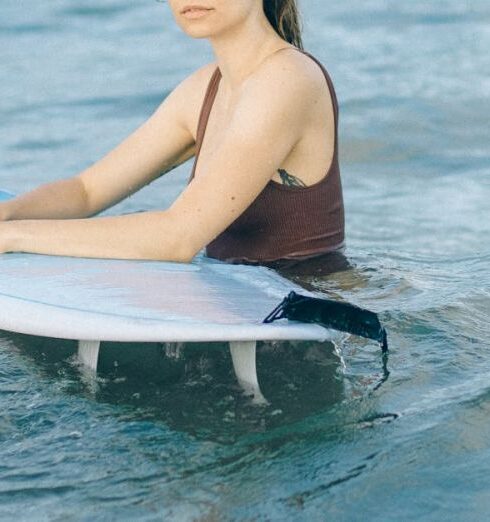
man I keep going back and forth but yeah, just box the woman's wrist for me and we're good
[0,202,13,222]
[0,221,19,253]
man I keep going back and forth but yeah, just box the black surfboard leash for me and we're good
[264,291,388,354]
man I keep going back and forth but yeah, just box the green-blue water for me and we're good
[1,1,489,520]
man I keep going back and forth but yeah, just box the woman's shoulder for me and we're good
[172,61,218,101]
[185,61,218,85]
[167,61,218,135]
[258,47,327,83]
[232,48,330,121]
[243,47,331,107]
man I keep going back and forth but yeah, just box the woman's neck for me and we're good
[208,14,292,92]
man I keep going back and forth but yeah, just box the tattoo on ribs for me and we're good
[277,168,307,187]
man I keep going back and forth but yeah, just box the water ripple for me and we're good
[1,0,490,519]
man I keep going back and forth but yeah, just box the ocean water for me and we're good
[1,0,489,520]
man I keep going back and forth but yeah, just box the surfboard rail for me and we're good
[0,189,387,401]
[0,252,337,401]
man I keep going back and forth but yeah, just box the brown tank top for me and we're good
[188,48,345,264]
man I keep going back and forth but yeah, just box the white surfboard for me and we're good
[0,251,336,398]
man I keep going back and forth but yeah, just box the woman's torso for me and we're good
[188,47,345,264]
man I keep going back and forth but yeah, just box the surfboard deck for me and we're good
[0,253,331,342]
[0,252,337,400]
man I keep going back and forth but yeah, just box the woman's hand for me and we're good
[0,191,14,221]
[0,205,8,222]
[0,222,14,253]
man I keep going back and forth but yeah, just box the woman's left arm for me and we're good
[0,58,313,262]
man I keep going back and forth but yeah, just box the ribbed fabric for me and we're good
[188,48,345,264]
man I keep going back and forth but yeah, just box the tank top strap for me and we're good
[188,66,222,182]
[188,49,338,182]
[295,49,339,146]
[298,49,339,125]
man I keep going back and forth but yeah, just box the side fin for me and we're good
[264,291,388,353]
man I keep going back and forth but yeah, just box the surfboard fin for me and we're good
[264,291,388,353]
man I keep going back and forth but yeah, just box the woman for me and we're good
[0,0,344,267]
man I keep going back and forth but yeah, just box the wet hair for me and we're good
[263,0,303,49]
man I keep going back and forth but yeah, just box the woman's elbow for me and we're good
[174,245,197,264]
[145,239,199,264]
[178,238,204,263]
[141,211,203,263]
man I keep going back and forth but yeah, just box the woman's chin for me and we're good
[176,18,227,40]
[182,28,214,39]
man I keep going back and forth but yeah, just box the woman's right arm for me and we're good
[0,64,215,222]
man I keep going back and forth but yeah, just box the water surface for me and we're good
[1,1,489,520]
